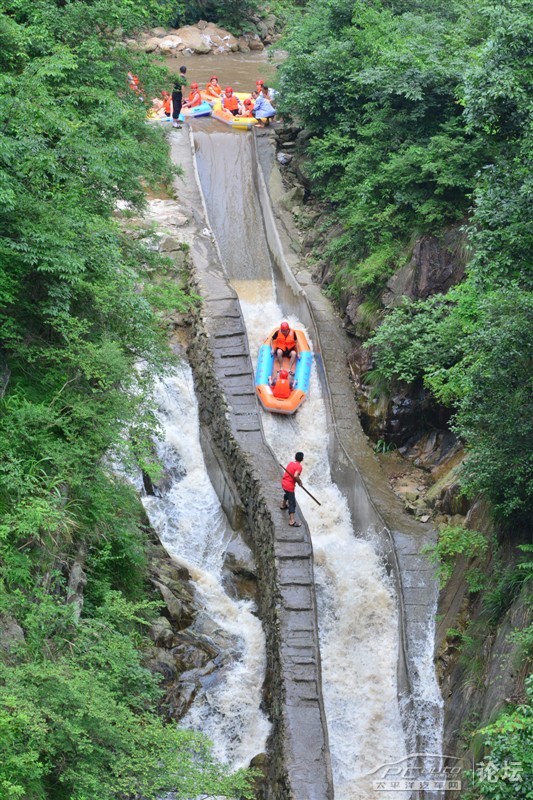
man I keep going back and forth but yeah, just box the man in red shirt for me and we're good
[280,452,304,527]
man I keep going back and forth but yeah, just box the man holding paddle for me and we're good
[280,452,304,527]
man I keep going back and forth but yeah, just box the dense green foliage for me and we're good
[277,0,491,275]
[425,524,488,590]
[466,676,533,799]
[0,591,255,799]
[165,0,263,32]
[278,0,533,524]
[0,1,252,797]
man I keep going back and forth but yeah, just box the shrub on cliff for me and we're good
[280,0,533,525]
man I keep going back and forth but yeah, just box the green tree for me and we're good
[277,0,490,282]
[0,1,251,796]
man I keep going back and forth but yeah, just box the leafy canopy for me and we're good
[0,1,252,797]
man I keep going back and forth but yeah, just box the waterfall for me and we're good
[141,364,270,769]
[191,122,445,798]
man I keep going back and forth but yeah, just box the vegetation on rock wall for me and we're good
[162,0,267,31]
[0,0,253,797]
[277,0,533,526]
[278,0,532,782]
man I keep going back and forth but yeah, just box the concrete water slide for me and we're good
[170,125,442,799]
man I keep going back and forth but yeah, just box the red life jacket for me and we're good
[206,83,222,98]
[275,329,296,351]
[273,377,291,399]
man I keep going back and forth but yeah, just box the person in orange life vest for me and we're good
[127,72,144,101]
[127,72,140,91]
[205,75,222,99]
[269,368,293,399]
[242,96,255,117]
[162,91,172,117]
[222,86,243,116]
[271,321,299,373]
[280,452,304,527]
[182,83,202,108]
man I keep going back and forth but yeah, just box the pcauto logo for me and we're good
[367,752,466,792]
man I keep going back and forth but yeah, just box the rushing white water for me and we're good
[233,281,411,799]
[141,364,270,769]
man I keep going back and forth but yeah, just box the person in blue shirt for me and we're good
[253,87,276,127]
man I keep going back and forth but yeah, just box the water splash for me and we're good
[142,364,270,770]
[236,283,410,798]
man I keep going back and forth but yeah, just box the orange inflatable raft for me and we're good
[254,328,313,415]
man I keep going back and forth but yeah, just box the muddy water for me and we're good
[165,50,279,93]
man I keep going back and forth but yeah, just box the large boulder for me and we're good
[140,24,239,55]
[158,35,182,54]
[0,614,24,653]
[143,36,161,53]
[202,22,238,52]
[248,35,265,51]
[177,25,212,54]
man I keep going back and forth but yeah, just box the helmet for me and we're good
[256,78,264,85]
[191,82,199,90]
[244,98,252,106]
[279,370,289,379]
[210,75,218,81]
[225,86,233,93]
[280,321,290,332]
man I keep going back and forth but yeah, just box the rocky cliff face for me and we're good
[275,123,468,453]
[272,122,531,767]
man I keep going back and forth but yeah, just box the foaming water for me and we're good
[234,280,410,798]
[141,364,270,769]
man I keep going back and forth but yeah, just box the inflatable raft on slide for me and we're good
[255,328,313,415]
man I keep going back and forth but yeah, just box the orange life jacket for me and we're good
[206,83,222,98]
[223,95,240,112]
[187,90,202,107]
[273,377,291,399]
[274,329,296,351]
[163,97,172,114]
